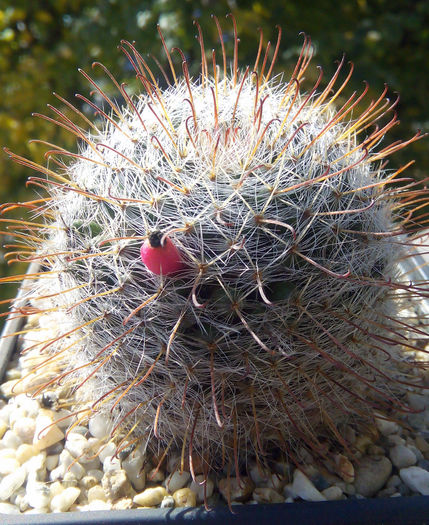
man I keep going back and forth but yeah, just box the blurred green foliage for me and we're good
[1,0,428,322]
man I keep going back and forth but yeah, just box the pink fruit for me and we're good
[140,231,184,276]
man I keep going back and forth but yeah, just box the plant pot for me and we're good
[1,257,429,525]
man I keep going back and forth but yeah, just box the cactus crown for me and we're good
[2,16,428,491]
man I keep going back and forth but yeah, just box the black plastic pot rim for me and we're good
[2,497,429,525]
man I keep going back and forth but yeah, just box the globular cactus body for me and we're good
[2,18,428,482]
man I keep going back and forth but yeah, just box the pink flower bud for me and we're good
[140,231,184,276]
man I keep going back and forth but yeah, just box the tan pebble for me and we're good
[334,454,355,483]
[113,497,134,510]
[80,475,99,490]
[0,420,7,439]
[355,435,374,454]
[367,445,385,456]
[0,379,24,397]
[253,487,284,503]
[0,458,20,475]
[344,427,356,445]
[33,410,64,451]
[322,486,343,501]
[50,482,65,498]
[133,486,167,507]
[102,469,133,500]
[16,444,37,464]
[5,368,21,381]
[147,467,164,483]
[21,371,55,394]
[172,488,197,507]
[218,477,254,503]
[88,485,107,502]
[415,435,429,453]
[63,472,79,488]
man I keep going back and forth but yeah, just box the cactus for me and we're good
[1,17,428,489]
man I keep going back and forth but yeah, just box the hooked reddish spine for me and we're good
[140,231,184,276]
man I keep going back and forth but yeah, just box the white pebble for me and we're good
[68,461,86,480]
[65,433,90,459]
[9,487,27,509]
[322,486,343,500]
[291,470,326,502]
[98,442,116,463]
[9,407,27,428]
[390,445,417,468]
[0,502,21,514]
[50,465,65,482]
[190,475,214,503]
[400,466,429,495]
[0,467,27,500]
[249,465,270,486]
[70,426,88,436]
[50,486,81,512]
[375,415,400,436]
[87,500,111,510]
[122,449,145,490]
[46,454,59,471]
[160,495,175,508]
[103,455,121,473]
[165,471,191,492]
[26,481,52,509]
[0,448,16,459]
[87,469,104,482]
[88,413,113,439]
[387,434,406,447]
[50,481,65,498]
[386,475,401,488]
[80,437,102,465]
[55,409,73,430]
[2,430,23,449]
[88,485,107,502]
[24,451,46,475]
[13,417,36,443]
[0,405,13,424]
[59,449,74,468]
[18,397,40,418]
[0,457,20,475]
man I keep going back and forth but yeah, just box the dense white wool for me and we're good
[16,56,423,472]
